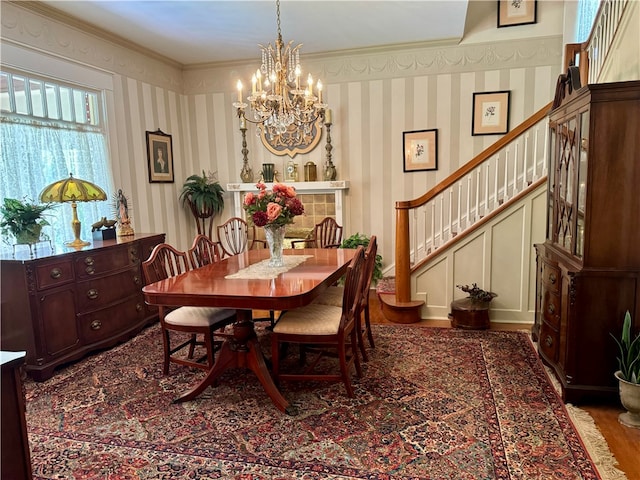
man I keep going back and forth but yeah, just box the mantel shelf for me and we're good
[226,181,349,192]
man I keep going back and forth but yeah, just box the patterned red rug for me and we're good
[24,324,601,479]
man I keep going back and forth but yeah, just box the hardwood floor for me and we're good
[364,292,640,480]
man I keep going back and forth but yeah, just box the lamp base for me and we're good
[65,238,91,248]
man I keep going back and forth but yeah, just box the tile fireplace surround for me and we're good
[226,181,349,239]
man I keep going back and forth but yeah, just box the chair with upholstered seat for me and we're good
[270,246,366,397]
[142,243,236,374]
[216,217,266,258]
[313,236,378,361]
[188,234,221,269]
[291,217,343,249]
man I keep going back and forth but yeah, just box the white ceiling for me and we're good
[40,1,471,65]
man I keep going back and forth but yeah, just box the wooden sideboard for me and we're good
[0,233,164,381]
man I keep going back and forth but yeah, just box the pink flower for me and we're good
[266,202,282,222]
[243,192,255,205]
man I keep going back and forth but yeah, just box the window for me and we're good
[0,69,113,251]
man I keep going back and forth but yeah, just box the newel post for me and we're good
[395,202,411,303]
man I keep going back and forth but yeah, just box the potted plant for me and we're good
[179,170,225,236]
[611,310,640,428]
[449,283,497,330]
[0,197,54,245]
[340,232,383,285]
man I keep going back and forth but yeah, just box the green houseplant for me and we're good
[611,310,640,428]
[0,197,54,245]
[340,233,383,285]
[179,171,225,236]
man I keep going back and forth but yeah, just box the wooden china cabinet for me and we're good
[534,80,640,403]
[0,233,164,381]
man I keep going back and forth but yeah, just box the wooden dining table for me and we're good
[142,247,357,415]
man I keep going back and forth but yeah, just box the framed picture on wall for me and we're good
[146,129,174,183]
[497,0,537,27]
[472,91,511,136]
[403,129,438,172]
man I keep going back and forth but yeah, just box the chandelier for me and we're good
[233,0,327,150]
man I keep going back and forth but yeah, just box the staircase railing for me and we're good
[394,103,552,303]
[392,0,629,307]
[565,0,631,86]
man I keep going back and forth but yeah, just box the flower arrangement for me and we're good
[243,182,304,227]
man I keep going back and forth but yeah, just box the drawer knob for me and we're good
[548,273,556,284]
[545,335,553,347]
[547,303,555,315]
[85,266,95,275]
[87,289,99,300]
[50,267,62,279]
[133,275,141,286]
[136,303,143,312]
[84,256,95,266]
[90,320,102,330]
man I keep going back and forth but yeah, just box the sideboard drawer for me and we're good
[78,295,146,343]
[76,267,143,313]
[34,259,74,290]
[75,245,137,278]
[541,259,560,293]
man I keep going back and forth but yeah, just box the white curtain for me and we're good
[0,119,113,250]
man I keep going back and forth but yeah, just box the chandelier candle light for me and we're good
[233,0,327,144]
[243,182,304,267]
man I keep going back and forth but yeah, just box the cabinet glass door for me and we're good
[576,110,589,258]
[555,116,577,252]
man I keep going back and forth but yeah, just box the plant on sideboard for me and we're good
[0,197,55,245]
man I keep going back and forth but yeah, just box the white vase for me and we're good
[615,370,640,429]
[264,224,286,267]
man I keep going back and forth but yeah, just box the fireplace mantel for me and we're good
[227,181,349,226]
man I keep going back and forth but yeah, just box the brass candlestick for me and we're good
[323,118,337,181]
[239,115,254,183]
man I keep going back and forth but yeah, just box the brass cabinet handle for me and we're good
[545,335,553,347]
[133,275,141,286]
[84,256,95,266]
[547,303,555,315]
[548,273,556,284]
[90,320,102,330]
[136,303,143,312]
[85,266,95,275]
[50,267,62,279]
[86,289,99,300]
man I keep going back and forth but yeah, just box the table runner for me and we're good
[225,255,312,280]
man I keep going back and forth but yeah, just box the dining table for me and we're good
[142,247,357,415]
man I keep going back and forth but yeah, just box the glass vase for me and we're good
[264,224,286,267]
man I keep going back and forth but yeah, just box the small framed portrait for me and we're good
[472,91,511,136]
[146,129,174,183]
[403,129,438,172]
[497,0,537,28]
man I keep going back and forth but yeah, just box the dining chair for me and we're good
[270,246,366,397]
[216,217,266,258]
[142,243,236,374]
[291,217,343,249]
[188,234,221,269]
[313,236,378,361]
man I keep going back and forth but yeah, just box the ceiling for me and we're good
[40,1,471,66]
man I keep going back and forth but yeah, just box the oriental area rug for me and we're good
[25,324,605,479]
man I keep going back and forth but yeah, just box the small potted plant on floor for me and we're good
[340,232,383,285]
[449,283,497,330]
[0,197,54,245]
[611,310,640,428]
